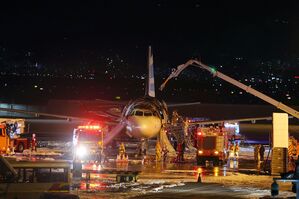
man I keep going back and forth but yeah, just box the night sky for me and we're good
[0,1,299,105]
[1,1,298,65]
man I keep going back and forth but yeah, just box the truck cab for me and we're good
[73,125,103,163]
[195,126,226,165]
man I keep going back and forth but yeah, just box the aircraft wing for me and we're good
[166,101,202,107]
[187,116,293,125]
[0,107,118,125]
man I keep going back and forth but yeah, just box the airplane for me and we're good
[118,46,167,139]
[0,47,188,137]
[0,46,278,154]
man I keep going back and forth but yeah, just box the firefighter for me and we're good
[31,133,37,152]
[177,143,183,162]
[289,156,296,171]
[254,144,260,163]
[156,141,162,162]
[234,143,239,159]
[229,143,235,158]
[182,141,185,161]
[259,144,265,161]
[162,143,169,163]
[118,143,126,160]
[227,143,235,168]
[172,110,179,125]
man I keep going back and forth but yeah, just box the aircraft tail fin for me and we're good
[146,46,155,97]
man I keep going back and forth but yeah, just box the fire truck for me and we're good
[72,124,104,163]
[194,125,240,165]
[0,118,33,153]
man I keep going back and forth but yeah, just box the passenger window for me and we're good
[144,112,152,116]
[135,111,143,116]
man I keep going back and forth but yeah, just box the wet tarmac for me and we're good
[73,147,283,199]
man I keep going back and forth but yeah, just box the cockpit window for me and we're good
[144,112,152,116]
[130,111,135,116]
[135,111,143,116]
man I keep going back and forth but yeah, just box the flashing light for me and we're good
[198,150,203,154]
[214,151,219,155]
[76,146,87,158]
[78,125,101,130]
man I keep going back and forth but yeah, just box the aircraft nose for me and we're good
[127,116,161,138]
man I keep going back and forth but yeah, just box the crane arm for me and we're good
[160,59,299,119]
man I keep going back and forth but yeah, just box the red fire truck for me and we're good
[194,125,240,165]
[72,124,104,163]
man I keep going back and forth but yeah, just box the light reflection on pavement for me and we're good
[75,157,256,198]
[71,146,296,198]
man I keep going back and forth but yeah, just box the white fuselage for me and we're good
[126,113,162,138]
[122,97,167,139]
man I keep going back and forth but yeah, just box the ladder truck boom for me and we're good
[160,59,299,120]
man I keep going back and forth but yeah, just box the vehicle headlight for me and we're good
[76,146,87,157]
[214,151,219,154]
[198,150,203,154]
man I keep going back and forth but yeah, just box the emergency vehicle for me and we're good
[73,124,104,163]
[194,125,240,165]
[0,118,33,153]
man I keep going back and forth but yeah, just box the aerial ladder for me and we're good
[160,59,299,120]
